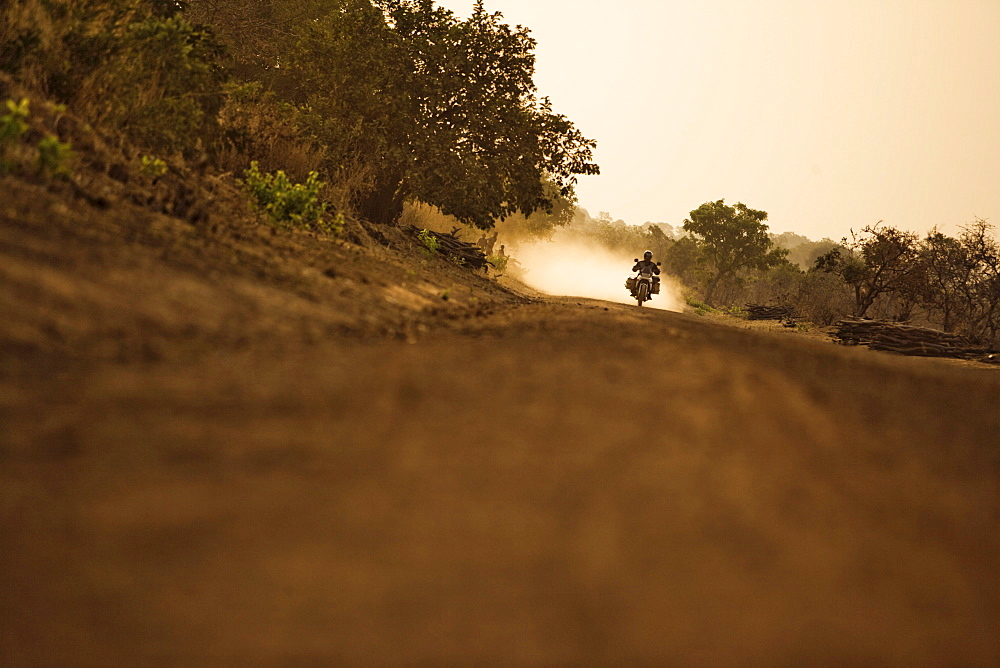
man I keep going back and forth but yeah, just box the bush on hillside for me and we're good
[241,161,342,236]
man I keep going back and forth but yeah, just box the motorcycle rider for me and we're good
[631,250,661,298]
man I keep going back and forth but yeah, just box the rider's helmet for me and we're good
[643,250,653,261]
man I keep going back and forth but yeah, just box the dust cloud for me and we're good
[509,232,684,311]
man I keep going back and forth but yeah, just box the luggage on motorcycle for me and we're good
[652,275,660,294]
[625,276,637,291]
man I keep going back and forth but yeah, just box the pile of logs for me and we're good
[833,317,998,362]
[405,226,490,271]
[746,304,795,321]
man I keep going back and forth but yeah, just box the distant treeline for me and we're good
[1,0,597,227]
[594,211,1000,345]
[579,207,999,345]
[411,198,1000,345]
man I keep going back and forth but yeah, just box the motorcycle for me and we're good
[625,260,661,307]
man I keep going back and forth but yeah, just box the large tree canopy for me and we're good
[7,0,597,227]
[683,199,787,304]
[268,0,598,227]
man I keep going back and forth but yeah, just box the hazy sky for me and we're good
[435,0,1000,241]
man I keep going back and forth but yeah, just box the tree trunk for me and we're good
[704,273,725,306]
[854,284,876,318]
[358,177,405,226]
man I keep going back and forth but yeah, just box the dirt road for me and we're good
[2,177,998,664]
[3,294,999,665]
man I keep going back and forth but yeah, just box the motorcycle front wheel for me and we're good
[637,282,648,306]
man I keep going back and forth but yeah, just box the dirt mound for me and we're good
[0,171,524,378]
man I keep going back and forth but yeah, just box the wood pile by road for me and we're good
[833,317,998,362]
[746,304,795,320]
[405,226,490,271]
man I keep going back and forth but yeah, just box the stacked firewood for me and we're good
[405,226,490,271]
[746,304,794,321]
[833,317,997,361]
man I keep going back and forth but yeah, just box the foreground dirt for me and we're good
[2,179,999,664]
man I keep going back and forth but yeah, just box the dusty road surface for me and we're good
[2,177,999,664]
[3,296,999,665]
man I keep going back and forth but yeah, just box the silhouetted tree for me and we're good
[682,199,786,305]
[494,176,578,239]
[815,223,919,318]
[280,0,598,227]
[660,235,705,290]
[955,218,1000,342]
[914,229,970,331]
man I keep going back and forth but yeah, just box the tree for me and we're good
[661,235,706,292]
[682,199,786,305]
[185,0,327,79]
[645,223,672,261]
[493,176,578,240]
[955,218,1000,343]
[914,229,969,331]
[815,223,918,318]
[282,0,598,227]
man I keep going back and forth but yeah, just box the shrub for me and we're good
[685,296,716,312]
[139,154,167,178]
[0,97,30,172]
[35,134,71,176]
[417,228,441,257]
[85,14,227,155]
[487,253,509,275]
[723,305,746,318]
[794,270,853,325]
[1,97,73,177]
[3,2,227,157]
[0,97,29,144]
[241,160,339,234]
[214,81,329,186]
